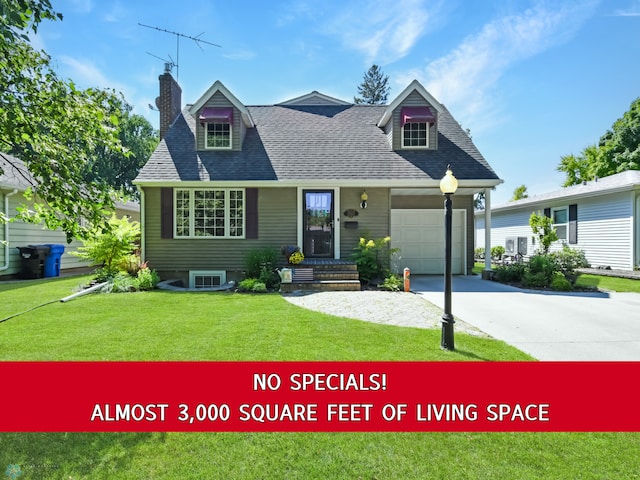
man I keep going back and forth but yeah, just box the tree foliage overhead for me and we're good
[558,97,640,186]
[0,0,138,241]
[84,109,158,197]
[511,184,529,201]
[354,64,390,105]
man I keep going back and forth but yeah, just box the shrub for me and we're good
[490,246,505,260]
[523,271,551,288]
[238,278,259,292]
[379,274,402,292]
[259,265,280,290]
[551,274,572,291]
[527,254,558,285]
[551,245,590,279]
[351,235,399,284]
[105,273,137,293]
[251,282,267,293]
[494,263,526,283]
[245,247,279,278]
[135,267,160,291]
[73,215,140,278]
[474,247,485,259]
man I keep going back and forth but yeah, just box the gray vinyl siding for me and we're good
[391,90,438,151]
[195,91,244,151]
[476,191,635,270]
[391,194,475,273]
[574,193,633,269]
[340,188,390,261]
[0,191,116,276]
[143,186,297,280]
[475,209,535,256]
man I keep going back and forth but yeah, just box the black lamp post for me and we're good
[440,165,458,350]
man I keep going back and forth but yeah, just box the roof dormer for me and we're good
[378,80,444,151]
[188,81,254,151]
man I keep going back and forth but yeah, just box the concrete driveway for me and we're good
[411,275,640,361]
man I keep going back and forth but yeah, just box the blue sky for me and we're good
[34,0,640,204]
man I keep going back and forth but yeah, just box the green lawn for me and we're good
[474,262,640,293]
[1,276,639,479]
[575,273,640,293]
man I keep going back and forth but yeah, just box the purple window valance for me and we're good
[199,107,233,124]
[401,106,435,126]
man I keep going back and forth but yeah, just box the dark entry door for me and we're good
[303,190,334,258]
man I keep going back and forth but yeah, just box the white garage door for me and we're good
[390,209,466,274]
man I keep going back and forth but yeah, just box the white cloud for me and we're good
[325,0,438,64]
[611,0,640,16]
[399,1,599,131]
[69,0,93,14]
[59,56,121,91]
[222,50,257,61]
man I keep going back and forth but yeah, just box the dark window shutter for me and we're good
[543,208,551,218]
[245,188,258,239]
[568,204,578,244]
[160,188,174,239]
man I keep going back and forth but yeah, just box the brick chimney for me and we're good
[155,64,182,140]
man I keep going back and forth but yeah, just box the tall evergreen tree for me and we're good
[354,65,390,105]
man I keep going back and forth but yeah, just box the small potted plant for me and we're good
[288,251,304,265]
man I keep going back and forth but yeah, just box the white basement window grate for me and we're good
[189,270,226,289]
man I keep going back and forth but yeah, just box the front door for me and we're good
[303,190,334,258]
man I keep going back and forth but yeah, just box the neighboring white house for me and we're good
[1,153,140,277]
[476,170,640,271]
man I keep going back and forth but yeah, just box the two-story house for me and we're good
[134,69,501,289]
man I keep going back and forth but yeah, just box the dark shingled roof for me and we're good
[135,103,499,184]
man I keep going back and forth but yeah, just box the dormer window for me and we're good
[200,107,233,149]
[206,123,231,149]
[401,106,434,149]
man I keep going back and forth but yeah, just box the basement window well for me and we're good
[189,270,226,289]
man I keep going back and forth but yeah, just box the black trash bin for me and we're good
[16,245,50,279]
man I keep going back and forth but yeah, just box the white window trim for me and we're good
[401,122,429,149]
[551,206,569,241]
[205,122,233,150]
[189,270,227,289]
[174,188,245,239]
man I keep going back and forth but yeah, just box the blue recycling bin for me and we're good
[43,244,65,278]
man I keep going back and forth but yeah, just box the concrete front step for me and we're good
[280,280,361,293]
[313,270,360,281]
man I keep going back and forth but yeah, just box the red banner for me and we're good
[0,361,637,432]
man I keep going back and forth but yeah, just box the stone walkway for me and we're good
[282,290,487,336]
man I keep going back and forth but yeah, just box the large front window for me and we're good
[206,123,231,149]
[403,122,428,148]
[175,189,244,238]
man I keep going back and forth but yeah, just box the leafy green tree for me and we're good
[558,97,640,186]
[354,65,390,105]
[529,212,558,255]
[0,1,127,241]
[84,109,158,197]
[511,185,529,201]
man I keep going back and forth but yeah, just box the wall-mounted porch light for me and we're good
[360,191,368,209]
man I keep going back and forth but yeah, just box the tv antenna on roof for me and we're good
[138,22,221,80]
[146,52,177,75]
